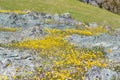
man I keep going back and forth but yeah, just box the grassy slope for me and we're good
[0,0,120,28]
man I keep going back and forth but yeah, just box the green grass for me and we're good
[0,0,120,28]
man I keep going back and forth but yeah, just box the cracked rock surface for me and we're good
[0,47,42,79]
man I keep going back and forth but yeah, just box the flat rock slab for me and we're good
[0,47,42,79]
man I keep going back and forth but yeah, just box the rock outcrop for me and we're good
[0,12,120,80]
[81,0,120,15]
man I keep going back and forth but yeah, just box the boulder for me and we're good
[81,0,120,15]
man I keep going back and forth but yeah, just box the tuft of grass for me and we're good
[112,75,117,80]
[0,43,9,48]
[114,66,120,72]
[0,27,21,32]
[0,0,120,28]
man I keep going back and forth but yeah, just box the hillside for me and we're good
[0,12,119,79]
[0,0,120,28]
[0,0,120,80]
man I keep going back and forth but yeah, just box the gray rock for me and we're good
[0,61,3,67]
[2,59,12,68]
[68,34,95,47]
[61,13,71,19]
[0,12,80,29]
[53,14,60,21]
[89,1,98,6]
[0,47,42,79]
[101,69,118,80]
[81,0,90,3]
[89,22,98,28]
[85,66,119,80]
[9,26,47,42]
[44,14,52,19]
[85,66,101,80]
[118,72,120,80]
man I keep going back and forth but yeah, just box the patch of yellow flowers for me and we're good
[0,10,26,14]
[9,28,107,80]
[45,28,93,36]
[41,50,106,80]
[45,26,107,37]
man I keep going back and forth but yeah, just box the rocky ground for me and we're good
[0,12,120,80]
[81,0,120,15]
